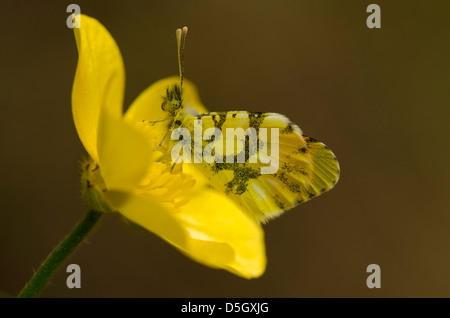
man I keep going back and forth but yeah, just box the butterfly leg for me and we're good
[142,118,169,125]
[155,129,170,150]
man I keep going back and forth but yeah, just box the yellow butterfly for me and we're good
[149,27,339,224]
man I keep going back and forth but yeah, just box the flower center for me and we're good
[134,121,196,212]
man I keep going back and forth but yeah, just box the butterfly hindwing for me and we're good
[171,111,340,223]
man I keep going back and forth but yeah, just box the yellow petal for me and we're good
[97,110,152,192]
[106,191,187,249]
[112,186,266,278]
[72,14,125,162]
[124,76,207,141]
[176,189,266,279]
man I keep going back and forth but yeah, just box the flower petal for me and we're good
[175,188,266,279]
[97,110,152,192]
[106,191,187,249]
[112,185,266,278]
[72,14,125,162]
[124,76,207,141]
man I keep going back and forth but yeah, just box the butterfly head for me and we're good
[161,84,183,116]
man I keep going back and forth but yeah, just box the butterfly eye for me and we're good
[171,100,181,110]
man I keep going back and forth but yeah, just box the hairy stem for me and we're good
[18,209,104,298]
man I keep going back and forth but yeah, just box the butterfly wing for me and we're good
[173,111,340,224]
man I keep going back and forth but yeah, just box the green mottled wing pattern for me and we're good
[173,111,339,224]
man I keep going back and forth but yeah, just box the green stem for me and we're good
[17,209,104,298]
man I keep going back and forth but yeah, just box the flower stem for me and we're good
[17,209,104,298]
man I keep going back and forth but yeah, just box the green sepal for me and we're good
[81,157,115,213]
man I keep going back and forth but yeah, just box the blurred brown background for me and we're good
[1,0,449,297]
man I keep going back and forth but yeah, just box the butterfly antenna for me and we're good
[176,26,188,92]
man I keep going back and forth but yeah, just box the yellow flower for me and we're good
[71,14,266,278]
